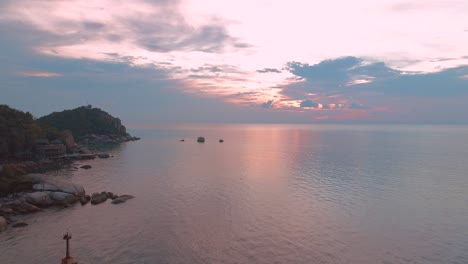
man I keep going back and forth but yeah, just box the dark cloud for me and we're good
[102,53,151,65]
[187,74,214,79]
[2,0,251,55]
[279,56,468,122]
[260,100,274,108]
[191,65,224,73]
[348,103,369,109]
[321,104,330,109]
[286,56,399,89]
[375,66,468,97]
[136,22,252,53]
[284,56,468,98]
[82,21,106,30]
[281,57,400,102]
[189,64,246,76]
[121,2,252,54]
[257,68,282,73]
[0,29,261,124]
[431,57,458,62]
[106,34,122,42]
[300,100,318,108]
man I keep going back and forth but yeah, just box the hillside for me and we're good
[37,106,129,140]
[0,105,41,159]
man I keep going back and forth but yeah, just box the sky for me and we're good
[1,0,468,124]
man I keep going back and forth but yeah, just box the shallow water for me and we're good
[1,124,468,264]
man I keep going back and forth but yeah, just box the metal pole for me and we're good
[63,233,72,259]
[66,237,70,258]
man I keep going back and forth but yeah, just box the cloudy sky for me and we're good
[1,0,468,124]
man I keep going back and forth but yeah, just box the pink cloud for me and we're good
[19,71,62,77]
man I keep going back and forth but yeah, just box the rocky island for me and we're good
[0,104,138,232]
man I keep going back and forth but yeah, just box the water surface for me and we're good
[1,124,468,264]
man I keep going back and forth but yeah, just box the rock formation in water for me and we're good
[111,194,134,204]
[90,192,108,205]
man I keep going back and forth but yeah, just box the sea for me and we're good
[1,124,468,264]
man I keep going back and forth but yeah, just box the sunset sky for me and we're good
[1,0,468,124]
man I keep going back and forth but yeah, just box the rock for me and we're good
[32,180,85,196]
[50,192,79,205]
[97,153,110,159]
[24,192,53,206]
[12,222,28,228]
[0,206,14,214]
[197,137,205,143]
[106,192,118,200]
[60,129,76,149]
[2,215,16,223]
[0,216,7,232]
[90,192,108,205]
[28,174,47,183]
[219,139,224,143]
[11,202,41,214]
[179,139,185,142]
[54,182,85,196]
[1,201,41,214]
[111,195,135,204]
[80,195,91,205]
[80,165,92,169]
[33,182,60,192]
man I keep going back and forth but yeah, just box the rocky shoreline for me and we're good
[0,143,137,233]
[0,172,135,232]
[78,134,140,147]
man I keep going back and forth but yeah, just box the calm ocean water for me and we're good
[1,124,468,264]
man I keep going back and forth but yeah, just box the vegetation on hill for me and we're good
[0,105,42,158]
[37,106,128,140]
[0,104,133,161]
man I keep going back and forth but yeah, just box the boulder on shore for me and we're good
[6,201,41,214]
[49,192,79,205]
[24,192,54,206]
[107,192,118,200]
[32,179,85,196]
[91,192,108,205]
[12,222,28,228]
[111,194,135,204]
[80,195,91,205]
[80,165,92,170]
[97,153,110,159]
